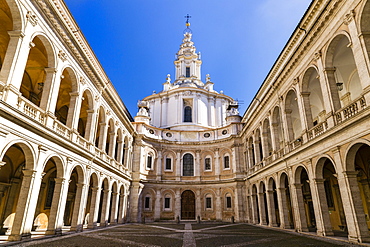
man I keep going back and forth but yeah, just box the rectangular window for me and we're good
[147,155,152,169]
[165,158,172,170]
[164,197,171,209]
[224,156,230,169]
[226,196,232,208]
[144,197,150,209]
[206,197,212,209]
[205,158,211,171]
[186,67,190,77]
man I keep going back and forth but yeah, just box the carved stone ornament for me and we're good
[26,11,38,26]
[183,90,192,96]
[314,50,322,60]
[343,10,355,25]
[80,77,86,85]
[58,50,67,62]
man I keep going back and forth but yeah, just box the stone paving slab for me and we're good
[7,223,363,247]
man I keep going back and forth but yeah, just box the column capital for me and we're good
[22,169,37,177]
[8,30,25,38]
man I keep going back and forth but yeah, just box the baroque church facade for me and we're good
[1,0,370,244]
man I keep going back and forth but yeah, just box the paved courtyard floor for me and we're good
[5,223,365,247]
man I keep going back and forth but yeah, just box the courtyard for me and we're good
[4,223,362,247]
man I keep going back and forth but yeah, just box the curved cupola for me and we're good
[135,16,240,131]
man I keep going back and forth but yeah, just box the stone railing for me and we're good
[53,119,71,139]
[275,148,284,159]
[307,120,328,140]
[76,135,90,149]
[336,96,366,124]
[288,136,303,151]
[17,96,45,124]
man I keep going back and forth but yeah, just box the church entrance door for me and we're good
[181,190,195,220]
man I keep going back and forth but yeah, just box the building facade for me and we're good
[0,0,370,244]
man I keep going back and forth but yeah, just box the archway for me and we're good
[0,144,30,235]
[32,157,63,233]
[181,190,195,220]
[295,166,316,232]
[279,173,294,229]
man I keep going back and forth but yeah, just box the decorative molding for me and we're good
[26,11,38,26]
[343,10,355,25]
[58,50,67,62]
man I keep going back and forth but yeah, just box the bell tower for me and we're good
[173,15,203,87]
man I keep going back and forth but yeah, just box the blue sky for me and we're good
[64,0,312,116]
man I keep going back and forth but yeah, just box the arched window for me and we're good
[184,106,192,122]
[183,153,194,176]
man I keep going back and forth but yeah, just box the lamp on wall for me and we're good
[334,67,344,91]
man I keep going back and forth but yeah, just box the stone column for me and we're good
[154,190,161,220]
[108,131,116,157]
[338,171,370,242]
[284,109,294,142]
[39,67,58,113]
[156,150,162,180]
[277,187,290,229]
[109,192,119,224]
[8,170,39,241]
[215,188,222,220]
[332,147,370,242]
[290,183,308,232]
[175,189,181,220]
[257,192,267,225]
[46,177,68,235]
[266,190,277,227]
[1,31,27,105]
[100,189,111,226]
[118,191,128,224]
[98,123,107,151]
[269,120,278,154]
[175,151,181,179]
[128,182,142,223]
[196,190,201,220]
[323,68,341,112]
[87,186,100,229]
[70,183,86,232]
[161,97,168,127]
[300,92,313,130]
[261,131,269,159]
[254,140,261,164]
[195,150,200,177]
[66,92,80,129]
[315,53,336,128]
[214,148,220,178]
[116,140,124,163]
[310,178,334,236]
[345,11,370,93]
[251,193,259,224]
[84,110,95,142]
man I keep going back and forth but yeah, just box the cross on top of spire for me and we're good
[185,14,191,24]
[183,14,192,34]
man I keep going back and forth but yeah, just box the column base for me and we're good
[8,232,31,241]
[45,228,62,236]
[87,223,98,229]
[317,230,334,236]
[70,224,83,232]
[348,234,370,243]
